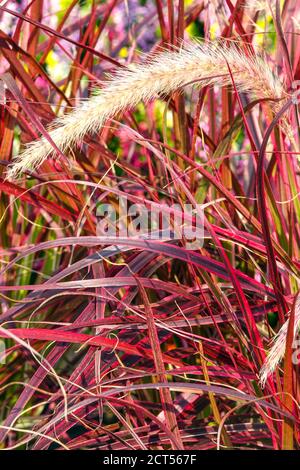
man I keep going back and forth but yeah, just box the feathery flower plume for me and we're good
[244,0,275,11]
[7,41,289,179]
[259,292,300,387]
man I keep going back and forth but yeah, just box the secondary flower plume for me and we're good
[7,41,288,179]
[259,292,300,387]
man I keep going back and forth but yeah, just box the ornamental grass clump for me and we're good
[0,0,300,451]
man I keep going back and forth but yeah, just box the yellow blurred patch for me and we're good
[119,47,128,59]
[46,50,65,82]
[209,23,218,40]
